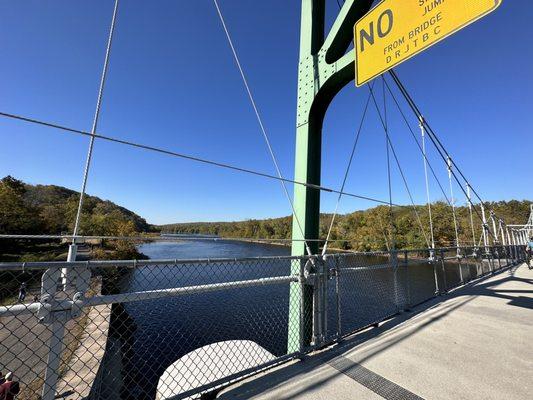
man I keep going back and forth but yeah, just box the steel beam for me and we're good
[288,0,373,352]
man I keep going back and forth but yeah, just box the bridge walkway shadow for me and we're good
[217,263,533,400]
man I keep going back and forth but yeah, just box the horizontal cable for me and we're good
[0,233,361,243]
[0,110,395,206]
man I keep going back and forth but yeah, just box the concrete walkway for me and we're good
[219,263,533,400]
[56,303,112,399]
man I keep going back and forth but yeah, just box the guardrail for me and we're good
[0,245,525,400]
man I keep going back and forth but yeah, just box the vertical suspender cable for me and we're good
[72,0,119,239]
[383,77,395,251]
[389,70,502,241]
[47,2,119,399]
[490,211,499,244]
[499,219,506,246]
[420,116,435,253]
[212,0,312,256]
[367,84,431,249]
[383,78,453,208]
[466,183,477,248]
[447,157,460,252]
[480,203,489,253]
[321,88,373,256]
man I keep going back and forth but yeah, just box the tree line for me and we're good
[1,175,530,258]
[0,176,152,261]
[160,200,532,252]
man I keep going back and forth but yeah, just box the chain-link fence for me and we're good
[0,246,526,400]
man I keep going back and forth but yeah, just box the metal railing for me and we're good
[0,245,526,400]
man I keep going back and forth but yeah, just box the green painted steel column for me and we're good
[288,0,373,353]
[288,0,324,354]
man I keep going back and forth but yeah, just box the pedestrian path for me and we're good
[219,263,533,400]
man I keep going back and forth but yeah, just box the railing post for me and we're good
[334,256,341,339]
[488,247,495,274]
[507,228,515,262]
[476,251,482,278]
[321,256,328,343]
[404,250,411,310]
[432,254,439,296]
[439,249,448,293]
[40,267,65,400]
[61,243,77,290]
[296,259,308,353]
[390,250,401,312]
[457,247,464,284]
[517,233,525,262]
[512,231,519,263]
[39,262,90,400]
[313,259,321,346]
[311,256,328,347]
[41,320,66,400]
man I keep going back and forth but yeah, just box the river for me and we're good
[100,240,291,400]
[98,240,469,400]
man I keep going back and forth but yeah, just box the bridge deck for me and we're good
[219,263,533,400]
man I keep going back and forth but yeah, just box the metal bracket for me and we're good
[36,266,90,325]
[36,294,53,324]
[71,292,85,319]
[37,297,72,325]
[303,258,315,282]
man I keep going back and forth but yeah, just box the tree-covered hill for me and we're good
[0,175,150,236]
[2,175,530,255]
[160,200,532,252]
[0,176,153,261]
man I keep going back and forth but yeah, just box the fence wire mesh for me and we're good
[0,246,525,400]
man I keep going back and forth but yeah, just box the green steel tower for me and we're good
[288,0,373,353]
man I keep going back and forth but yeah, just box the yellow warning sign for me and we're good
[354,0,502,86]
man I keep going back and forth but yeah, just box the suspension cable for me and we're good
[388,70,497,240]
[383,76,466,248]
[0,111,399,207]
[419,116,436,250]
[368,85,431,248]
[0,233,355,243]
[382,77,396,251]
[215,0,308,254]
[321,86,373,255]
[378,216,390,251]
[72,0,119,239]
[382,78,452,207]
[387,129,431,248]
[384,76,480,248]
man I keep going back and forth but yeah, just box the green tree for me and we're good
[0,176,41,234]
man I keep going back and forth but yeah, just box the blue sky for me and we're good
[0,0,531,225]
